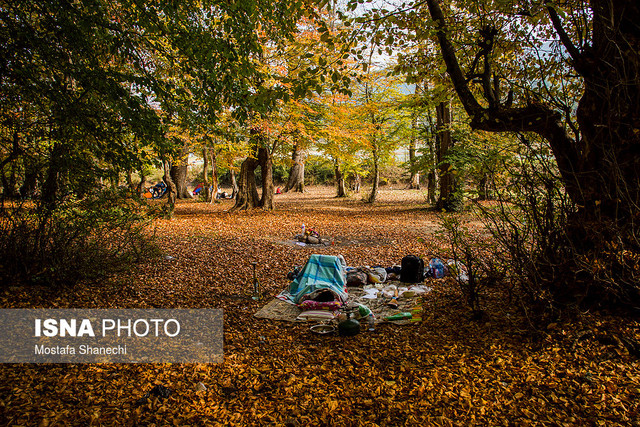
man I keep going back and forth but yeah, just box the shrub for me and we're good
[0,189,160,287]
[478,136,640,314]
[437,214,507,318]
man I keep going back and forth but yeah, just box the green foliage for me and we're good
[305,155,335,185]
[0,190,161,287]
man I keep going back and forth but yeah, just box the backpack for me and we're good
[400,255,424,283]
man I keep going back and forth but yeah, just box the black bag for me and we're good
[400,255,424,283]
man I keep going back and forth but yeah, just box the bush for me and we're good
[478,136,640,314]
[437,214,506,318]
[0,189,161,287]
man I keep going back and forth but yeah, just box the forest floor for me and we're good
[1,186,639,426]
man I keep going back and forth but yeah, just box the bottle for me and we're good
[384,312,413,321]
[251,262,260,300]
[301,223,306,235]
[368,313,375,331]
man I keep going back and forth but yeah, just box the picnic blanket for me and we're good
[256,286,425,325]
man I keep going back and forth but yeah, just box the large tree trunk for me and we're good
[232,156,260,211]
[334,160,347,198]
[170,144,192,199]
[572,1,640,223]
[258,147,274,211]
[285,145,305,193]
[435,100,459,211]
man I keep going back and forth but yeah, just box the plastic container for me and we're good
[368,313,375,331]
[429,258,445,279]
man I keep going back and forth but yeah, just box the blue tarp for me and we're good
[280,254,348,305]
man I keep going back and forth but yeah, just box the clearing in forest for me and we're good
[0,187,638,426]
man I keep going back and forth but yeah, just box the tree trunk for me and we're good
[285,145,305,193]
[352,173,361,193]
[41,142,66,209]
[477,173,491,201]
[258,147,274,210]
[230,168,239,199]
[210,149,219,201]
[425,108,438,205]
[232,156,260,210]
[124,171,135,192]
[202,147,211,202]
[136,168,147,196]
[572,1,640,222]
[19,163,38,199]
[335,160,347,198]
[1,132,24,199]
[408,108,420,189]
[435,100,459,211]
[427,171,437,205]
[163,159,177,210]
[1,169,19,199]
[170,144,192,199]
[368,143,380,203]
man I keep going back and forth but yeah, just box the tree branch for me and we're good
[545,1,587,75]
[425,0,482,116]
[425,0,582,201]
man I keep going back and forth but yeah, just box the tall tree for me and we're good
[357,70,404,203]
[317,94,367,197]
[420,0,640,223]
[435,99,460,211]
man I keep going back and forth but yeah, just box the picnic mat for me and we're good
[254,286,424,325]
